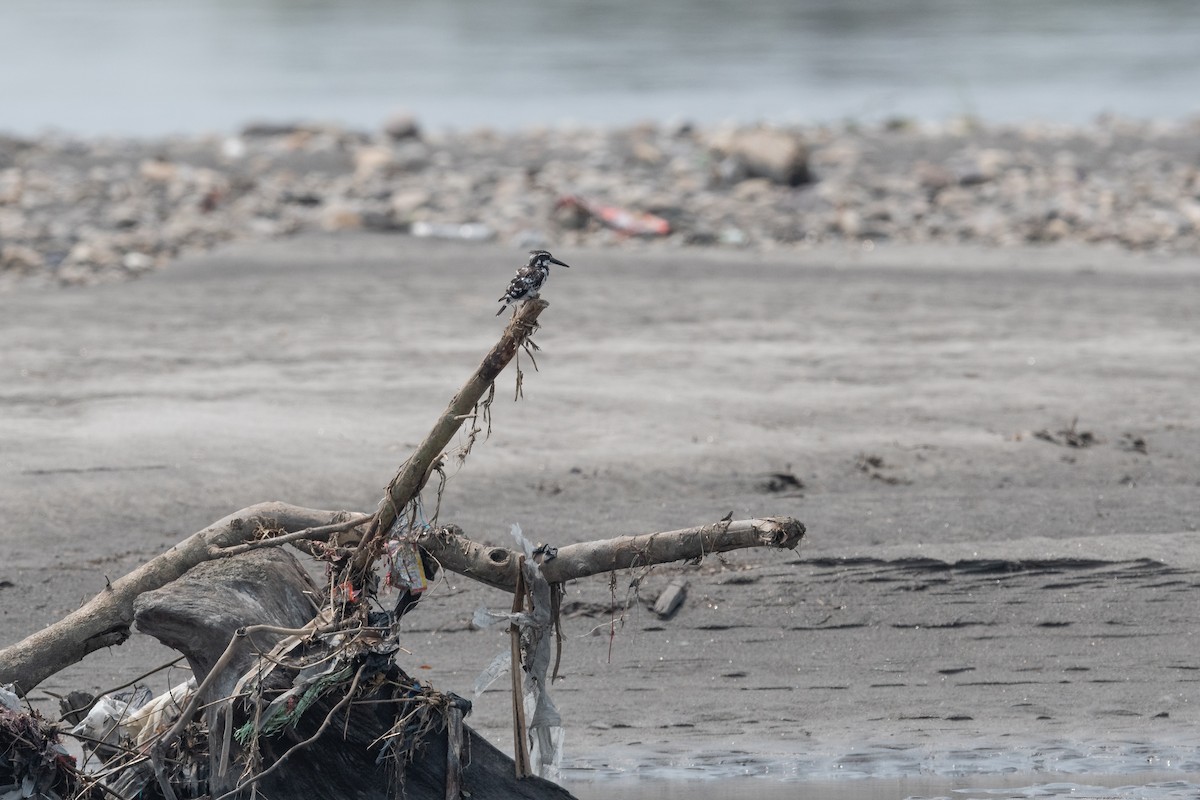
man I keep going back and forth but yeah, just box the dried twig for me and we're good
[213,513,375,558]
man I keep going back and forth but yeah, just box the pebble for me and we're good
[2,115,1199,287]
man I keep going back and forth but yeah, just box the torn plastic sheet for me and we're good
[472,650,511,698]
[471,606,535,632]
[69,680,194,773]
[0,685,19,713]
[510,522,536,560]
[71,685,153,754]
[123,679,195,748]
[470,523,564,781]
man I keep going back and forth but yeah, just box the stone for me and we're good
[382,110,421,141]
[710,127,810,186]
[1180,201,1200,230]
[0,244,44,272]
[732,177,774,201]
[631,139,664,165]
[122,252,155,272]
[390,188,432,218]
[836,208,863,238]
[353,146,395,180]
[139,158,177,182]
[320,204,364,232]
[394,141,431,172]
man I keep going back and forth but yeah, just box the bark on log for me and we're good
[0,503,341,694]
[417,517,806,592]
[134,550,576,800]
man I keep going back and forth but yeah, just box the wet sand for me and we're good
[2,235,1199,788]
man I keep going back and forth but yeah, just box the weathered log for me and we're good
[134,550,576,800]
[417,516,806,592]
[0,502,342,694]
[134,548,322,701]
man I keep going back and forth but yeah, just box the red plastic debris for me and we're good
[556,195,670,237]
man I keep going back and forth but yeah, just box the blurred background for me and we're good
[3,0,1200,136]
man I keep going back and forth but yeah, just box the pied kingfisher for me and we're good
[496,250,571,316]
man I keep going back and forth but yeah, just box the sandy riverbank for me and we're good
[2,234,1199,793]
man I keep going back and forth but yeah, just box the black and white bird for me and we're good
[496,250,571,316]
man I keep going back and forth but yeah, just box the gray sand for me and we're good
[2,236,1199,782]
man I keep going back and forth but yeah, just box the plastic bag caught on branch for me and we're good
[471,524,564,780]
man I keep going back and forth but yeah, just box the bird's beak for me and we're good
[548,256,571,268]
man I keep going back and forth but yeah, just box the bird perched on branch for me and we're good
[496,250,571,315]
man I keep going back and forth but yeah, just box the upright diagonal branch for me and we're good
[350,299,548,575]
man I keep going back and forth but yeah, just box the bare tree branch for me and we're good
[417,517,806,593]
[0,502,342,694]
[350,299,547,577]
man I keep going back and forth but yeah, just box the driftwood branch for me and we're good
[351,299,547,576]
[0,502,343,694]
[0,501,801,695]
[418,517,806,593]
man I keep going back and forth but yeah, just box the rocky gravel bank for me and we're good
[2,115,1199,286]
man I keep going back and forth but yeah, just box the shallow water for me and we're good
[563,739,1200,799]
[4,0,1200,135]
[570,775,1200,800]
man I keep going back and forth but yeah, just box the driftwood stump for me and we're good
[134,549,575,800]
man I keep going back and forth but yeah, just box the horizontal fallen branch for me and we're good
[418,517,806,593]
